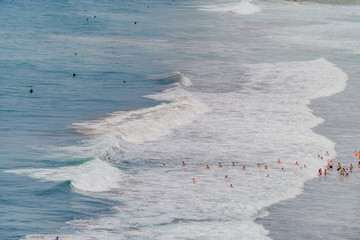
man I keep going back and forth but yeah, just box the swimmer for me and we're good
[295,161,299,166]
[326,151,329,156]
[358,161,360,168]
[29,89,33,93]
[107,157,111,161]
[224,175,228,179]
[162,163,166,167]
[134,21,137,24]
[337,163,341,171]
[232,162,235,167]
[355,150,358,157]
[266,174,269,178]
[317,155,320,159]
[230,184,233,188]
[218,162,222,168]
[264,165,268,170]
[257,163,261,168]
[205,165,210,169]
[346,169,349,176]
[281,168,286,172]
[324,169,327,176]
[320,156,323,160]
[304,164,307,168]
[329,161,333,169]
[55,237,59,240]
[242,166,246,171]
[122,80,126,83]
[277,159,281,164]
[318,168,322,176]
[74,52,77,56]
[327,162,331,169]
[192,178,196,184]
[182,161,186,166]
[350,164,353,172]
[73,73,76,77]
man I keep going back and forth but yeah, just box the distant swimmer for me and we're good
[304,164,307,168]
[182,161,186,166]
[329,161,333,169]
[218,162,222,168]
[229,184,233,188]
[74,52,78,56]
[55,237,59,240]
[264,165,268,170]
[350,164,353,172]
[224,175,228,179]
[266,174,269,178]
[205,165,210,169]
[107,157,111,161]
[29,89,33,93]
[122,80,126,83]
[162,163,166,167]
[346,169,349,176]
[318,168,322,176]
[281,168,286,172]
[326,151,329,156]
[94,16,96,18]
[324,169,327,176]
[257,163,261,168]
[295,161,299,166]
[134,21,137,24]
[355,150,358,157]
[242,166,246,171]
[317,155,320,159]
[232,162,235,167]
[327,162,331,169]
[73,73,76,77]
[277,159,281,164]
[358,161,360,168]
[320,156,323,160]
[192,178,196,184]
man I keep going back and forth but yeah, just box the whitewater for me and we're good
[8,57,348,239]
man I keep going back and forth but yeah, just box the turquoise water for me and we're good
[1,0,360,239]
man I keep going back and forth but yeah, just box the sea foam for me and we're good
[198,1,261,15]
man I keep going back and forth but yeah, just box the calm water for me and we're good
[1,0,359,239]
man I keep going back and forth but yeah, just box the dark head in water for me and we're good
[29,89,33,93]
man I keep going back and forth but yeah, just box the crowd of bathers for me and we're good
[177,158,306,187]
[317,150,360,177]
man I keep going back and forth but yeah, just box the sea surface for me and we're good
[1,0,359,239]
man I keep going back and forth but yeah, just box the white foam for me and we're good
[6,158,123,192]
[73,73,208,144]
[199,1,261,15]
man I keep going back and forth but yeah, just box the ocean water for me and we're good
[1,0,359,239]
